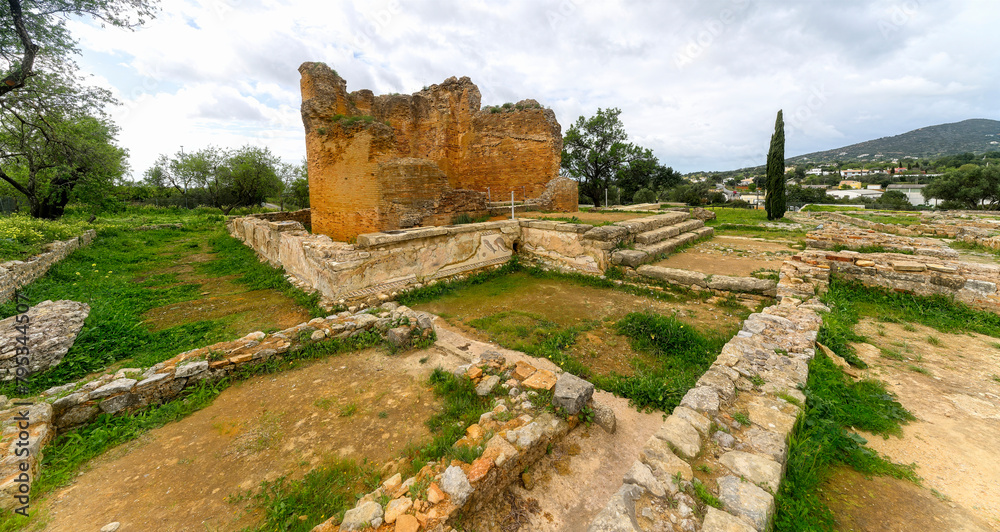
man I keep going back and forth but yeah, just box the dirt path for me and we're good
[36,346,465,532]
[821,319,1000,531]
[650,235,796,277]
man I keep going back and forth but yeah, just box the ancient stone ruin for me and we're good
[299,62,577,241]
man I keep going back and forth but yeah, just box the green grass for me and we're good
[800,205,863,212]
[468,310,593,378]
[825,278,1000,338]
[0,221,322,397]
[237,458,380,532]
[597,312,729,412]
[830,244,914,255]
[773,353,917,531]
[704,209,808,240]
[851,213,926,226]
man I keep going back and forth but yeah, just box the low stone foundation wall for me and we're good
[244,208,312,230]
[806,222,958,259]
[0,230,96,303]
[0,304,435,506]
[635,265,778,297]
[789,249,1000,312]
[588,283,823,531]
[227,216,620,307]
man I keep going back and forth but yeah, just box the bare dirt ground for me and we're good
[35,346,465,532]
[821,319,1000,531]
[650,235,798,277]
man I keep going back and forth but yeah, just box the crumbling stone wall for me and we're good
[0,230,96,303]
[299,62,573,241]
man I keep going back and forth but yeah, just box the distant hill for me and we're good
[788,119,1000,165]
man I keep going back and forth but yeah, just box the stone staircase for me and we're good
[610,211,714,268]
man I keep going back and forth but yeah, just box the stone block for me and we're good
[553,372,595,415]
[592,399,617,434]
[340,501,384,531]
[441,465,473,506]
[717,475,774,531]
[623,460,665,498]
[513,361,537,381]
[175,360,208,378]
[636,265,708,287]
[964,279,996,295]
[521,368,557,390]
[387,326,413,348]
[586,483,642,532]
[891,261,926,272]
[98,393,139,414]
[90,378,137,399]
[640,435,693,486]
[672,406,711,437]
[654,415,702,460]
[611,250,648,268]
[719,451,782,492]
[679,386,720,416]
[476,375,500,397]
[701,507,756,532]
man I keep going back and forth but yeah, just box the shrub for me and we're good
[632,188,657,204]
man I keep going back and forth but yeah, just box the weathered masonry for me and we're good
[299,62,576,241]
[227,210,713,308]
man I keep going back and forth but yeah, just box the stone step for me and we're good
[634,219,705,246]
[610,227,714,268]
[613,211,689,235]
[636,227,711,256]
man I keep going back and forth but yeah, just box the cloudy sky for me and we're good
[68,0,999,176]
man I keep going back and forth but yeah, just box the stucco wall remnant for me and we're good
[299,62,573,241]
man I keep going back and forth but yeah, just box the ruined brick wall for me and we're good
[299,62,571,241]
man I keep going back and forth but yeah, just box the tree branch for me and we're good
[1,0,40,97]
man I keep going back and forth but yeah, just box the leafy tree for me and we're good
[216,145,282,214]
[1,0,157,98]
[668,182,710,206]
[878,190,911,210]
[0,71,127,217]
[561,108,648,207]
[923,164,1000,209]
[764,110,786,220]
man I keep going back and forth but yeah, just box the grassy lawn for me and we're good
[0,209,323,397]
[774,278,1000,530]
[401,261,752,412]
[800,205,864,212]
[703,207,809,242]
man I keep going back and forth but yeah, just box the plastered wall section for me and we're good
[226,217,615,304]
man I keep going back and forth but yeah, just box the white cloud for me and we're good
[54,0,1000,176]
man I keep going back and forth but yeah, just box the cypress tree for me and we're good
[765,110,786,220]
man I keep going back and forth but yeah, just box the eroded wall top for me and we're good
[299,62,569,241]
